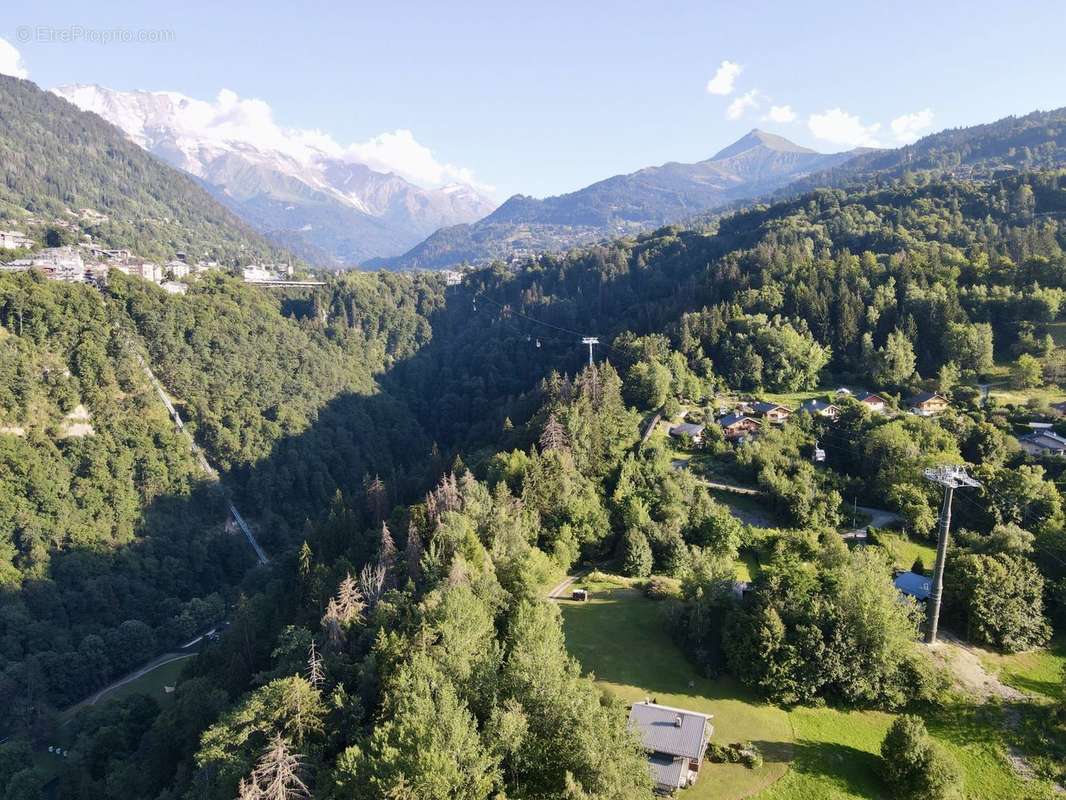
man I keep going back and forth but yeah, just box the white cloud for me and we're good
[64,85,490,192]
[808,108,881,148]
[342,129,483,188]
[763,104,797,123]
[706,60,742,95]
[890,108,934,143]
[726,90,760,121]
[0,37,29,79]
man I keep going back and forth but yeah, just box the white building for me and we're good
[0,230,34,250]
[243,262,296,282]
[166,260,190,279]
[116,261,164,283]
[161,281,188,295]
[13,247,87,282]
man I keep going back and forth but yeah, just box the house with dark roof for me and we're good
[628,701,713,794]
[668,422,705,444]
[1018,430,1066,457]
[751,401,792,424]
[894,571,932,601]
[908,391,949,416]
[799,398,840,420]
[717,413,760,442]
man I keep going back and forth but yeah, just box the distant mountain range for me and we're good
[0,76,283,263]
[51,84,497,266]
[367,130,864,270]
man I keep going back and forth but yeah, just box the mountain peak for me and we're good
[711,129,818,161]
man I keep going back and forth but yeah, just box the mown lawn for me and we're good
[91,655,192,708]
[980,638,1066,702]
[559,580,1045,799]
[872,531,938,571]
[561,581,794,799]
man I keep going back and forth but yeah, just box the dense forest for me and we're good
[384,170,1066,450]
[2,156,1066,797]
[0,273,240,719]
[780,106,1066,194]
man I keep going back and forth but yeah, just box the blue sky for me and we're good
[2,0,1063,199]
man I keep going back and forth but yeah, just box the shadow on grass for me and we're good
[1002,674,1064,701]
[774,739,883,796]
[920,698,1004,747]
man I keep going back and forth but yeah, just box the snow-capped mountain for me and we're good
[51,84,497,266]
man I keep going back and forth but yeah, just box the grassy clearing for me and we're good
[559,578,1042,800]
[980,638,1066,702]
[872,531,938,571]
[710,489,778,529]
[560,581,794,799]
[91,655,192,708]
[736,551,761,583]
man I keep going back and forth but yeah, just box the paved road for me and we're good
[122,328,268,564]
[547,568,590,600]
[842,505,903,541]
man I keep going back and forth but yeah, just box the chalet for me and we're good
[908,391,949,416]
[894,571,932,602]
[751,401,792,424]
[628,701,713,794]
[1018,430,1066,458]
[854,391,887,414]
[669,422,705,445]
[799,398,840,420]
[717,413,760,442]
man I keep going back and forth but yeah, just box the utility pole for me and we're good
[922,465,980,644]
[581,336,599,367]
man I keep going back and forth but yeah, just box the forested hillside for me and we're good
[0,268,447,737]
[0,76,286,263]
[0,273,239,720]
[111,270,448,528]
[782,106,1066,194]
[386,170,1066,448]
[3,162,1066,798]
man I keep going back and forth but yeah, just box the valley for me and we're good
[1,13,1065,800]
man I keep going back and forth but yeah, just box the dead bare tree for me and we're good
[359,561,387,609]
[379,522,397,574]
[405,522,423,583]
[366,475,387,524]
[306,640,324,689]
[539,413,570,453]
[320,573,365,648]
[239,734,310,800]
[425,472,461,521]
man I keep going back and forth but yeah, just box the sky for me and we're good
[1,0,1064,200]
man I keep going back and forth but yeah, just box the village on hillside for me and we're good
[0,225,299,293]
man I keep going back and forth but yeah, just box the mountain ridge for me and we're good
[51,84,497,266]
[369,130,859,269]
[0,75,285,263]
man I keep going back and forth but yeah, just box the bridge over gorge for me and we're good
[244,279,327,287]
